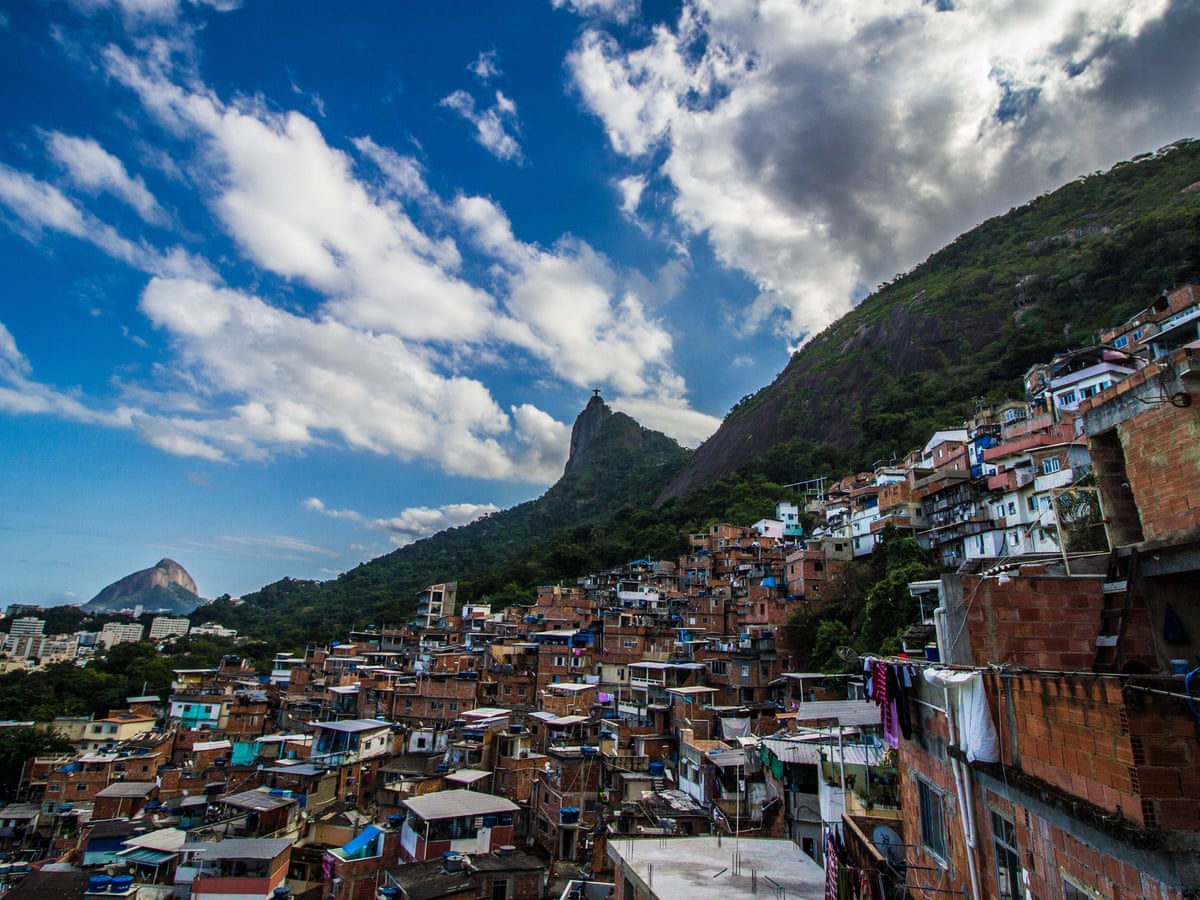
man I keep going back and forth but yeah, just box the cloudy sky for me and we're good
[1,0,1196,606]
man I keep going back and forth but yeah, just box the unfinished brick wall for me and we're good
[1118,399,1200,541]
[962,568,1156,671]
[988,672,1141,821]
[1082,347,1200,544]
[1005,796,1186,900]
[1123,686,1200,831]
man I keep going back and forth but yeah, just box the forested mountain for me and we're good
[199,396,691,645]
[659,139,1200,501]
[208,139,1200,647]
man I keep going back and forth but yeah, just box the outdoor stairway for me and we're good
[1094,547,1139,673]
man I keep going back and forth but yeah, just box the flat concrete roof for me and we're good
[608,836,825,899]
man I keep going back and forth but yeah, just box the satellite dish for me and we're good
[872,824,906,868]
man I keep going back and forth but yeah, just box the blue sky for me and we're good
[1,0,1196,607]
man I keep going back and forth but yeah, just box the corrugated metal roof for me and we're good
[95,782,156,798]
[221,789,297,812]
[311,719,391,733]
[401,789,518,819]
[181,837,294,860]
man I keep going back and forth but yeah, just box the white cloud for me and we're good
[440,89,524,162]
[469,50,502,83]
[0,320,135,426]
[0,40,719,484]
[44,131,168,225]
[612,394,720,449]
[615,174,645,218]
[568,0,1196,341]
[552,0,640,24]
[69,0,240,23]
[450,193,703,419]
[305,496,501,546]
[0,163,210,279]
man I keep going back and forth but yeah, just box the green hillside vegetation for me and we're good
[204,139,1200,654]
[198,410,692,646]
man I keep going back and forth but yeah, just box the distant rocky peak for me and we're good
[83,557,202,614]
[565,392,613,474]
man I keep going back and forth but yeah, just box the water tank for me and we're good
[442,851,465,873]
[379,888,401,900]
[560,806,580,824]
[111,875,135,893]
[88,875,112,894]
[388,813,404,829]
[648,761,665,776]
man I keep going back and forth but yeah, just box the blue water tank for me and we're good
[648,761,665,776]
[88,875,112,893]
[111,875,135,892]
[560,806,580,824]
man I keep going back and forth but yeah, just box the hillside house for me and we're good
[891,345,1200,899]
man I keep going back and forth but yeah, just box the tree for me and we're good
[0,726,72,801]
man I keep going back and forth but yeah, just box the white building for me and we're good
[149,617,191,641]
[9,617,45,637]
[98,622,145,649]
[190,622,237,639]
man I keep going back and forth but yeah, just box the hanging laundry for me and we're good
[887,664,915,741]
[923,668,1001,763]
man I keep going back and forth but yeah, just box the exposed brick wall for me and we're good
[1118,400,1200,541]
[1124,687,1200,831]
[901,674,1194,899]
[989,672,1140,821]
[962,568,1156,671]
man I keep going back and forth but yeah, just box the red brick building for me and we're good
[890,345,1200,900]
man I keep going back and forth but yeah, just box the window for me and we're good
[1042,458,1061,475]
[1027,496,1037,513]
[1113,335,1129,349]
[48,783,60,793]
[992,811,1021,899]
[503,685,512,696]
[77,783,88,793]
[623,639,636,649]
[709,661,727,676]
[1058,390,1076,406]
[448,702,458,712]
[1062,875,1103,899]
[917,778,948,863]
[1008,502,1016,516]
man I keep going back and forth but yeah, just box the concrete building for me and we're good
[607,836,826,899]
[396,790,519,864]
[149,616,191,641]
[97,622,144,649]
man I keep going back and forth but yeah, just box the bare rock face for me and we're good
[565,393,613,475]
[83,558,203,614]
